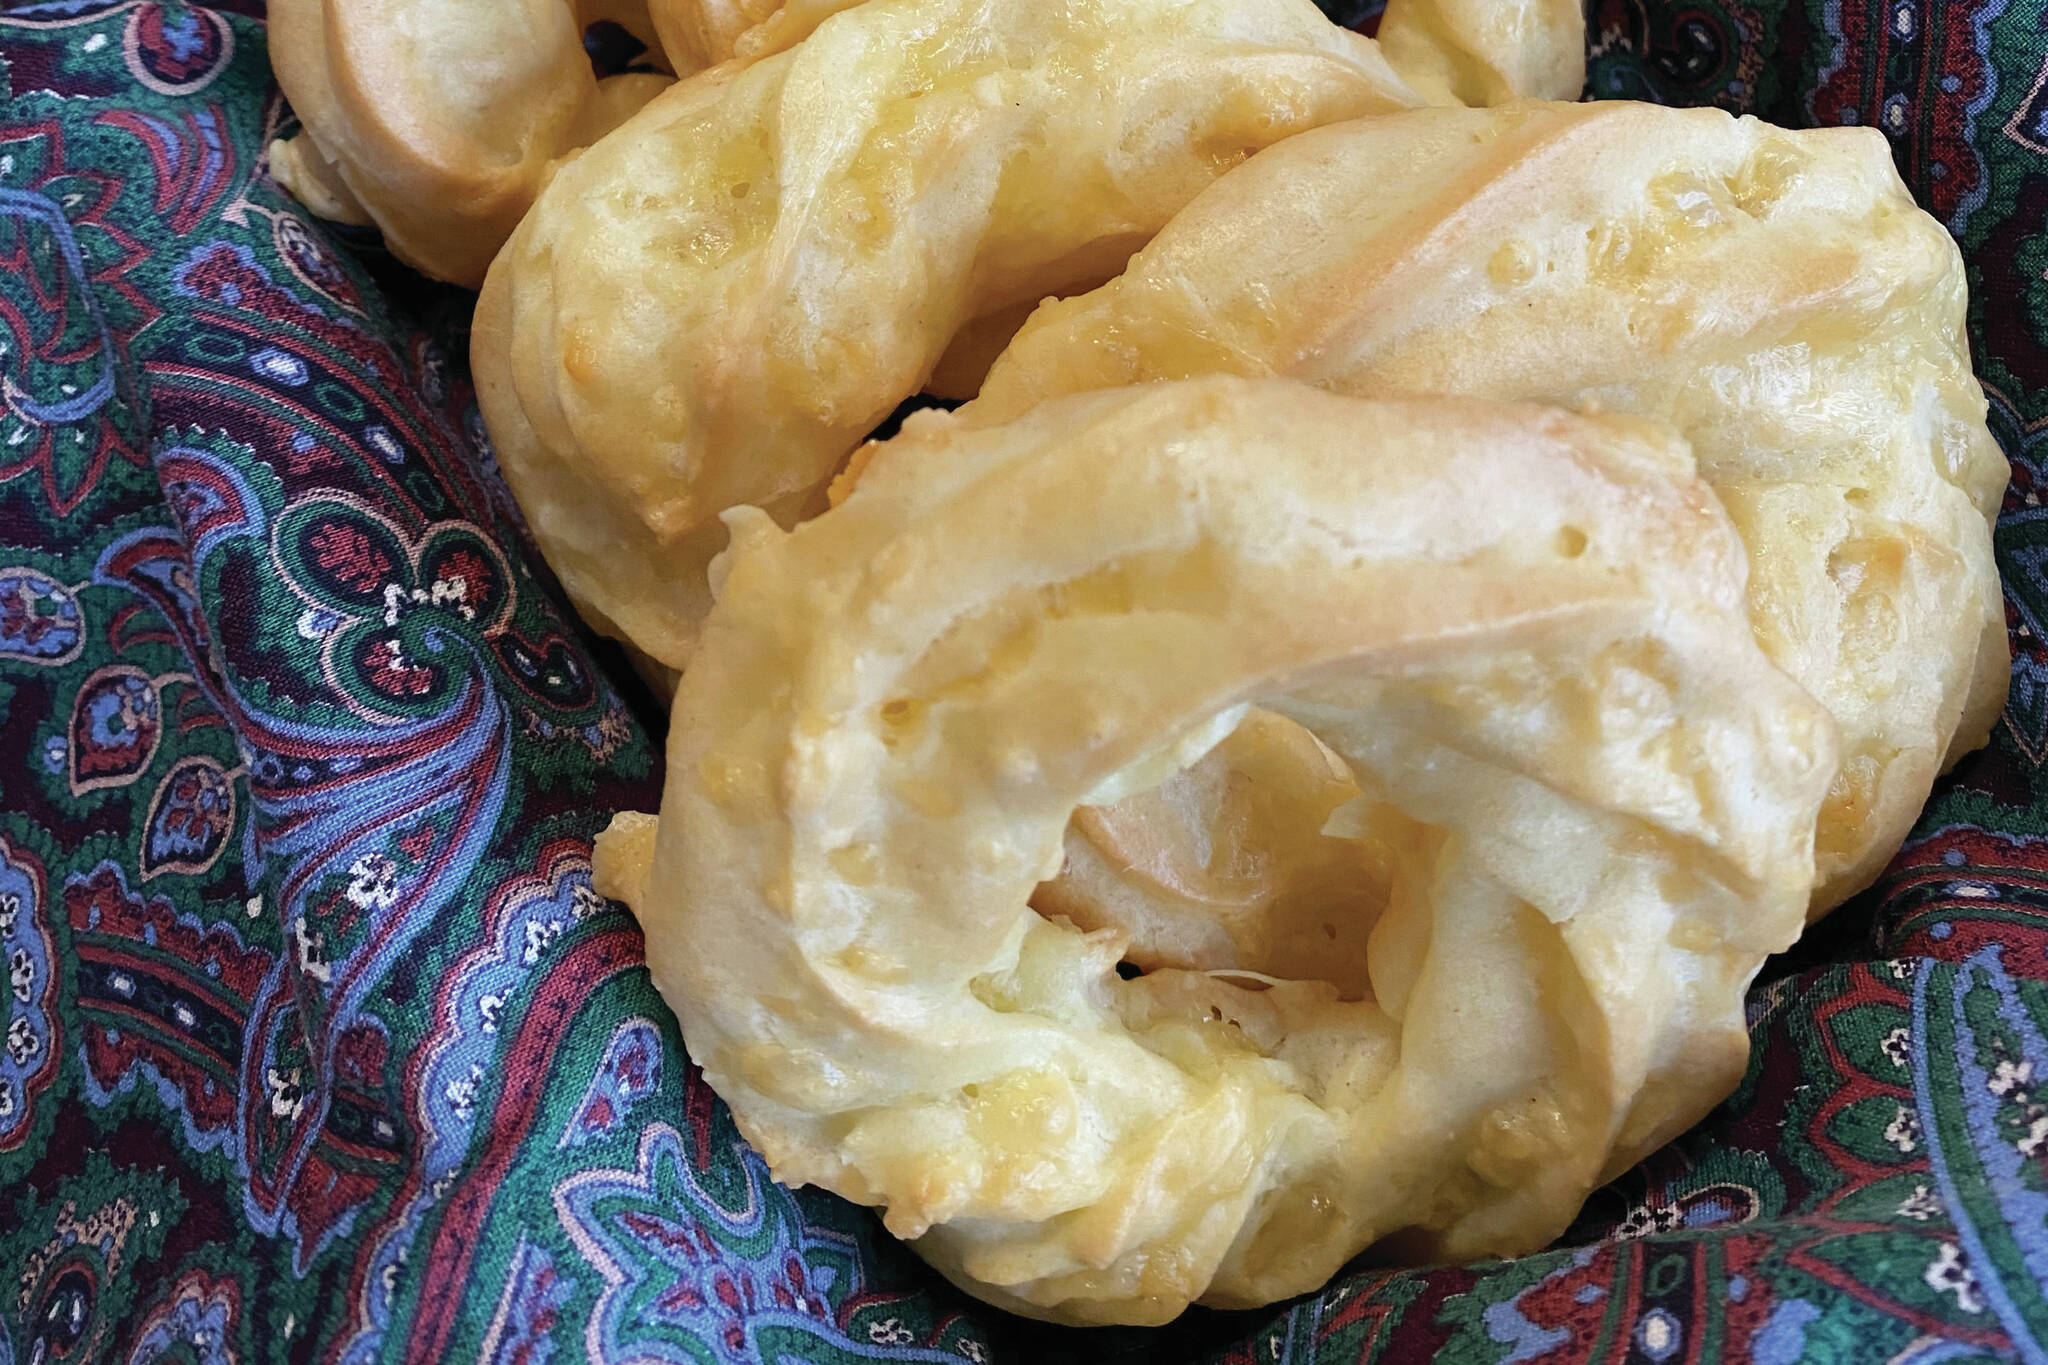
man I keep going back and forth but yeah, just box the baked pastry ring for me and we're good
[470,0,1423,675]
[596,377,1835,1325]
[268,0,694,288]
[981,100,2008,917]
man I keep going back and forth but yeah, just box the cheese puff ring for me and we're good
[596,377,1836,1325]
[268,0,699,288]
[981,100,2008,919]
[470,0,1422,675]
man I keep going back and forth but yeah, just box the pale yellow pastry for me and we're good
[598,377,1835,1326]
[647,0,765,70]
[654,0,878,72]
[1377,0,1584,104]
[266,0,850,286]
[269,0,707,288]
[981,100,2008,917]
[470,0,1425,674]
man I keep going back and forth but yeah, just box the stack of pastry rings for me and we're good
[334,0,2006,1331]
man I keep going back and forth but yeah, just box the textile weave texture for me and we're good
[1,0,2046,1361]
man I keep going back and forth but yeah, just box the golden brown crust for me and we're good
[608,377,1834,1325]
[980,100,2008,917]
[470,0,1424,673]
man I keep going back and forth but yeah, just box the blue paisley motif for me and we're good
[0,568,82,665]
[336,847,607,1365]
[555,1125,974,1365]
[562,1015,664,1149]
[1913,949,2048,1358]
[478,1239,574,1365]
[0,186,116,426]
[0,836,56,1150]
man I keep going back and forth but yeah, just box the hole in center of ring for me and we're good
[1030,708,1415,1004]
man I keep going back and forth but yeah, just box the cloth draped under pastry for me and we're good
[2,1,2046,1362]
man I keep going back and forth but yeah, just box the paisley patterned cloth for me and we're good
[1,0,2046,1361]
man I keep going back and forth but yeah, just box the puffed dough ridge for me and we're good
[600,377,1836,1326]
